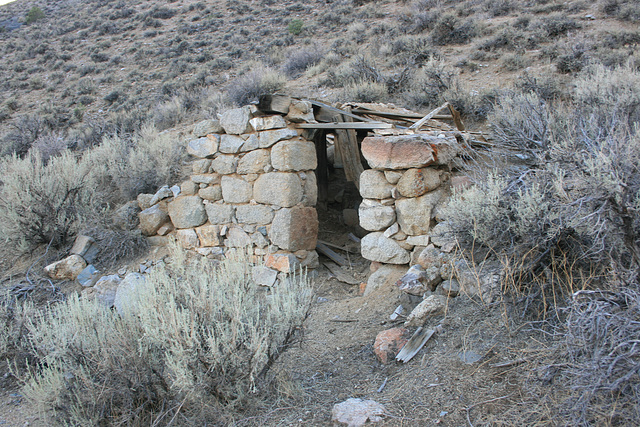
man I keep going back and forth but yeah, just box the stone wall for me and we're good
[137,101,320,276]
[357,133,461,266]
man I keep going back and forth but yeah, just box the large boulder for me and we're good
[249,115,287,131]
[358,200,396,231]
[404,295,447,327]
[395,189,444,235]
[193,118,223,137]
[270,207,318,251]
[176,229,200,249]
[361,134,459,170]
[396,168,441,198]
[235,204,274,225]
[114,273,146,316]
[361,232,410,264]
[187,135,220,158]
[258,128,298,148]
[205,202,235,224]
[221,176,253,203]
[271,138,317,171]
[195,224,222,246]
[364,264,406,296]
[253,172,303,207]
[211,154,238,174]
[237,149,271,174]
[332,398,386,426]
[93,274,122,308]
[70,235,100,263]
[359,170,394,199]
[168,196,207,229]
[219,134,245,154]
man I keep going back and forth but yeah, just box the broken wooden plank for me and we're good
[305,99,376,122]
[317,242,349,266]
[295,122,393,129]
[408,102,450,130]
[335,106,365,188]
[351,108,453,121]
[395,327,435,363]
[314,130,329,205]
[258,94,291,114]
[447,103,465,131]
[317,239,350,252]
[324,261,361,285]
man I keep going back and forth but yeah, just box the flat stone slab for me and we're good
[361,134,458,170]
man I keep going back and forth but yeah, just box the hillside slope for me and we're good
[0,0,638,155]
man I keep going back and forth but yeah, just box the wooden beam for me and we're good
[314,129,328,206]
[334,107,365,188]
[295,122,393,129]
[351,108,453,121]
[317,242,349,266]
[409,102,450,130]
[447,103,466,131]
[304,99,376,123]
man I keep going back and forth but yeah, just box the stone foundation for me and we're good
[357,133,462,265]
[137,102,320,272]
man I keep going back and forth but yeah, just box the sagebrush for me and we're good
[23,247,312,424]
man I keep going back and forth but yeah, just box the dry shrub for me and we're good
[227,65,287,106]
[86,123,185,202]
[23,247,312,425]
[282,46,325,78]
[0,150,99,251]
[403,56,459,108]
[554,286,640,424]
[446,62,640,314]
[343,81,389,102]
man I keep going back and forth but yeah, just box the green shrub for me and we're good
[25,6,45,25]
[23,247,312,424]
[288,19,304,35]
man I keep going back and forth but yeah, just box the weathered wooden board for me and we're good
[396,327,436,363]
[316,242,349,266]
[305,99,375,123]
[295,122,393,129]
[324,261,361,285]
[409,102,451,130]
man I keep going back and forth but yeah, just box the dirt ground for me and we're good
[0,204,550,427]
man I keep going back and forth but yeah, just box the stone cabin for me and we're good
[137,95,468,280]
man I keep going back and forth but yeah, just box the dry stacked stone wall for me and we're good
[357,133,461,265]
[137,101,320,274]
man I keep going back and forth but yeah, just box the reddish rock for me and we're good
[265,253,301,273]
[195,224,222,247]
[361,135,436,170]
[374,327,410,364]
